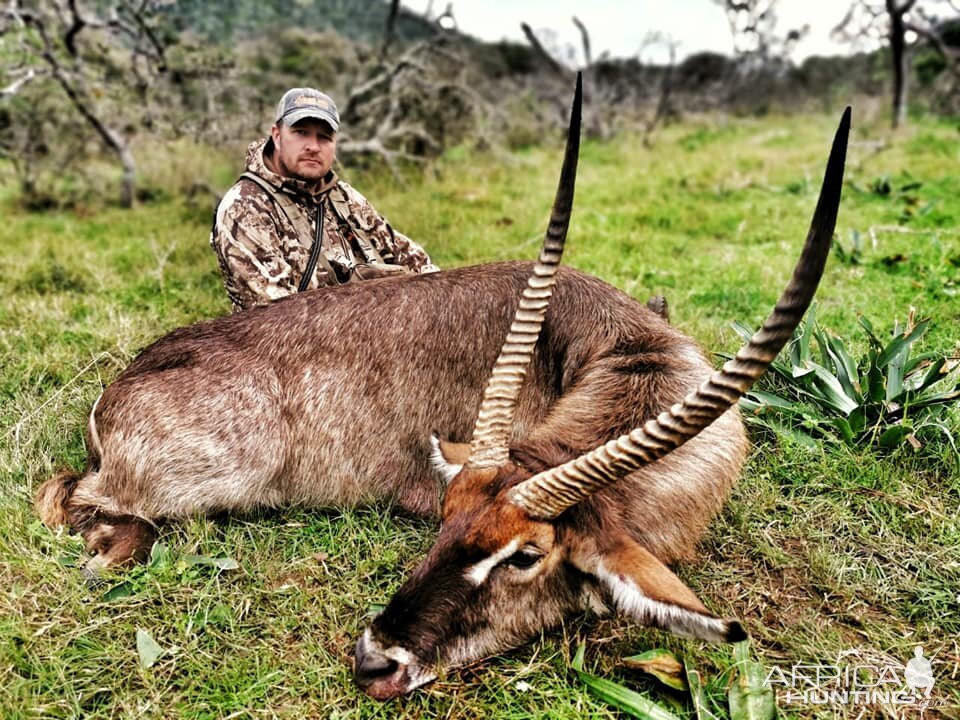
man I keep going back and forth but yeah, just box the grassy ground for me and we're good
[1,107,958,719]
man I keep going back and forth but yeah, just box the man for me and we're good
[211,87,438,312]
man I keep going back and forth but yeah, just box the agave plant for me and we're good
[730,306,960,451]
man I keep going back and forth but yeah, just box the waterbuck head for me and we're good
[354,75,851,700]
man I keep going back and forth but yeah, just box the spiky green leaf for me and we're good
[576,670,682,720]
[728,642,776,720]
[685,660,720,720]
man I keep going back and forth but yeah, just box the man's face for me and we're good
[271,118,337,182]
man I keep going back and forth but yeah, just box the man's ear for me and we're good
[572,534,747,643]
[429,433,470,484]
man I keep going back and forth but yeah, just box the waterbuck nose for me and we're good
[356,650,398,683]
[353,635,399,687]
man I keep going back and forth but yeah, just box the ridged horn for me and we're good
[508,107,851,517]
[467,73,583,468]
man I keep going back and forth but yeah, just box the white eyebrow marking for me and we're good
[361,629,417,667]
[464,539,520,586]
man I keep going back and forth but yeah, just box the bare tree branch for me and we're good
[118,0,168,70]
[3,0,171,206]
[715,0,807,64]
[1,67,35,96]
[521,22,567,75]
[640,34,680,146]
[831,0,958,127]
[571,16,592,67]
[63,0,84,56]
[435,2,457,31]
[379,0,400,65]
[905,10,960,76]
[340,35,493,181]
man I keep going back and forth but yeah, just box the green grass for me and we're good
[1,109,959,718]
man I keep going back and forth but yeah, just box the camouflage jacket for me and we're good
[210,137,438,312]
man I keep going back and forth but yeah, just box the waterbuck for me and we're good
[36,76,850,699]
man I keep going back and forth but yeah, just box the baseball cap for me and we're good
[275,88,340,132]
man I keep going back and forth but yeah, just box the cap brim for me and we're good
[282,109,339,132]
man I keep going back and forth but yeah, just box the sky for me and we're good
[401,0,875,64]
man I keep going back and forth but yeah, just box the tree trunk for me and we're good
[886,0,916,129]
[50,64,137,207]
[119,146,137,209]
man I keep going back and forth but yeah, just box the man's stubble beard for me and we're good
[275,141,329,183]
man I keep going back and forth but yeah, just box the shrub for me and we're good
[730,307,960,454]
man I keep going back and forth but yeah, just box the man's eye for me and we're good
[503,550,542,569]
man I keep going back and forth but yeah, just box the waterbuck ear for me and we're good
[429,433,469,484]
[576,535,746,643]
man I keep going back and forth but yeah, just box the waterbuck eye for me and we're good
[502,549,542,569]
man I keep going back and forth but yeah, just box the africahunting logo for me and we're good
[764,647,945,710]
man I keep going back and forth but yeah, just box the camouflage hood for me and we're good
[211,138,438,312]
[245,137,339,198]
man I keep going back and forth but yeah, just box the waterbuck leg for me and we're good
[37,469,157,575]
[82,514,158,578]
